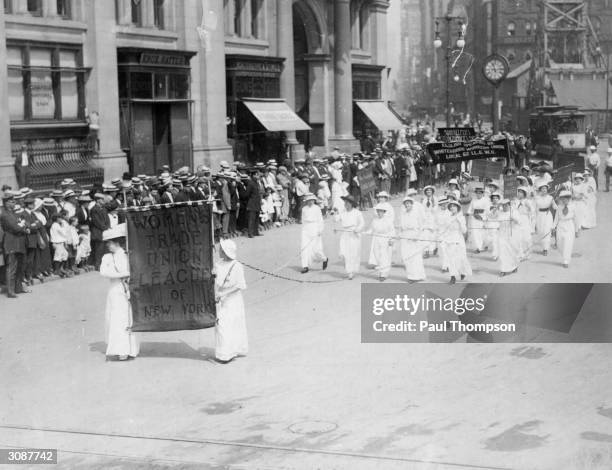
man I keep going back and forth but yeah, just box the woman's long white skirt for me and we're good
[535,211,553,251]
[400,239,426,281]
[556,221,576,265]
[583,195,597,229]
[498,234,520,273]
[339,233,362,275]
[105,282,139,357]
[370,237,393,278]
[215,291,248,361]
[444,238,472,278]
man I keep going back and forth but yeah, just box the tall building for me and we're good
[0,0,396,189]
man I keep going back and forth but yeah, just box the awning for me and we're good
[355,100,404,130]
[550,79,608,110]
[242,99,311,132]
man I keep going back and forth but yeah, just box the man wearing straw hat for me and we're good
[90,193,111,269]
[1,191,30,297]
[300,194,328,274]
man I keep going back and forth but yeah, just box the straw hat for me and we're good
[303,193,317,203]
[374,203,388,212]
[102,223,126,241]
[219,239,237,260]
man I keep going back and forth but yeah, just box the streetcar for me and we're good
[528,105,587,170]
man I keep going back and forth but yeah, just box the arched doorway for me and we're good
[292,0,326,152]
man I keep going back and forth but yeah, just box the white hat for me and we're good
[405,188,418,196]
[607,148,612,153]
[447,200,461,210]
[500,198,511,205]
[374,203,388,212]
[559,190,572,198]
[377,191,390,199]
[102,223,126,241]
[402,196,415,204]
[590,145,597,150]
[448,178,459,186]
[423,185,435,193]
[517,186,529,195]
[302,193,317,203]
[574,173,584,180]
[219,239,237,260]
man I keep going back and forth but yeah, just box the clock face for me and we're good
[482,54,509,85]
[485,60,506,80]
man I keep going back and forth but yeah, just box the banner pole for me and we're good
[123,187,129,253]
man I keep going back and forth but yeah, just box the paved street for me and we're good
[2,176,612,469]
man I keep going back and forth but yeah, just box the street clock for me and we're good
[482,53,510,87]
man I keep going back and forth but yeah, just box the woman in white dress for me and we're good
[366,204,395,281]
[400,196,426,282]
[466,186,489,253]
[439,201,472,284]
[553,190,580,268]
[434,198,451,272]
[214,239,248,363]
[513,186,533,260]
[534,183,557,256]
[497,199,521,276]
[484,196,501,261]
[582,169,597,229]
[571,173,589,229]
[300,194,328,274]
[100,224,139,361]
[421,185,438,258]
[333,195,365,280]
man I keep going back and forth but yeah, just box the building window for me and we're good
[27,0,42,16]
[4,0,11,14]
[507,21,516,36]
[526,21,531,35]
[131,0,142,26]
[251,0,262,39]
[6,43,86,122]
[154,0,165,29]
[57,0,71,19]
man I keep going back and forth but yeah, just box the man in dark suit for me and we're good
[89,193,110,269]
[245,169,263,238]
[1,192,29,298]
[76,195,91,225]
[22,197,43,284]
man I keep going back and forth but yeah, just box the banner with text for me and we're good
[427,138,509,165]
[126,203,216,332]
[438,127,476,142]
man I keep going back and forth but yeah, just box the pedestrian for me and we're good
[90,193,110,269]
[513,186,533,261]
[534,183,556,256]
[484,197,501,261]
[0,191,29,298]
[214,239,248,363]
[421,185,438,257]
[439,200,471,284]
[49,211,70,277]
[583,169,597,229]
[300,194,328,274]
[605,148,612,192]
[100,223,139,361]
[245,169,263,238]
[571,173,590,229]
[333,195,364,280]
[466,185,489,253]
[366,203,395,282]
[587,145,600,189]
[22,196,43,285]
[497,199,521,276]
[399,196,426,282]
[553,190,580,268]
[33,198,52,277]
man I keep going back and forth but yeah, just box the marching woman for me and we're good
[497,199,521,276]
[534,183,557,256]
[333,195,365,280]
[399,196,426,283]
[421,185,438,258]
[571,173,589,229]
[582,169,597,229]
[553,190,580,268]
[439,200,472,284]
[368,191,394,268]
[446,179,461,201]
[466,186,489,253]
[214,239,248,363]
[300,193,328,274]
[100,223,139,361]
[434,198,451,272]
[483,196,502,261]
[513,186,533,260]
[366,204,395,281]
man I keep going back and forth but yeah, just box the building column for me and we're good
[116,0,132,25]
[142,0,156,28]
[185,0,233,169]
[43,0,58,17]
[277,0,303,160]
[85,0,128,178]
[330,0,359,153]
[12,0,28,14]
[370,0,389,101]
[0,6,16,186]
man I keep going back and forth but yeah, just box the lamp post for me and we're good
[434,14,466,127]
[596,46,610,134]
